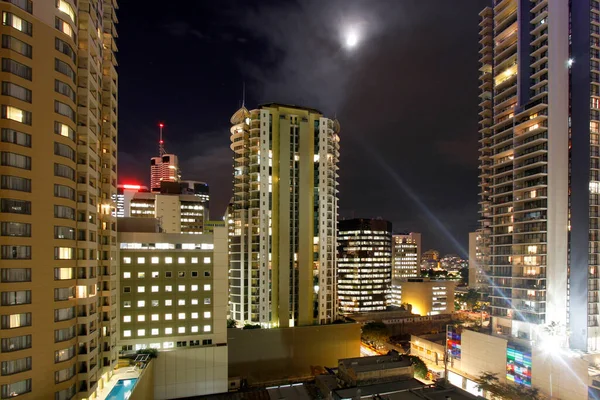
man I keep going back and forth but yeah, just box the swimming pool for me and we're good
[106,378,138,400]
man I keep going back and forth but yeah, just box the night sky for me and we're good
[117,0,489,256]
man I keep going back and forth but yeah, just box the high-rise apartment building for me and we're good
[130,191,206,234]
[468,230,489,290]
[0,0,119,398]
[338,218,392,313]
[228,103,340,327]
[478,0,599,351]
[392,232,421,279]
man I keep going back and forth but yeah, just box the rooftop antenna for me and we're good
[158,122,165,156]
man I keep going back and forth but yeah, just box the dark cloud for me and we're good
[117,0,489,254]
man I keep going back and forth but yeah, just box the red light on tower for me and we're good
[123,184,141,190]
[159,123,164,128]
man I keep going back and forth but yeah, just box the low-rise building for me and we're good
[337,353,414,387]
[391,278,456,315]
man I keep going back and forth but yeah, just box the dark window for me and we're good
[54,184,74,200]
[54,59,75,83]
[0,152,30,170]
[0,378,31,398]
[54,38,75,63]
[1,58,31,80]
[0,291,30,306]
[1,222,30,237]
[0,268,30,282]
[54,101,75,122]
[1,82,31,102]
[1,35,31,58]
[3,0,32,13]
[1,245,30,260]
[1,176,30,192]
[54,80,75,103]
[54,205,74,220]
[0,334,31,352]
[54,163,75,181]
[1,128,30,147]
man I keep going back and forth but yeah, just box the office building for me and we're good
[129,191,206,234]
[390,278,456,316]
[150,126,179,193]
[228,103,340,327]
[338,218,392,313]
[118,219,228,397]
[468,230,489,290]
[114,183,148,218]
[180,180,209,205]
[392,232,421,279]
[0,0,119,398]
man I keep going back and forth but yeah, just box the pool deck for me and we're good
[96,367,141,400]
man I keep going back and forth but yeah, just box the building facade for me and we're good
[468,230,489,290]
[228,103,340,327]
[130,192,206,234]
[150,153,179,193]
[477,0,600,352]
[0,0,119,398]
[338,218,392,313]
[118,223,228,398]
[114,184,148,218]
[391,278,456,316]
[392,232,421,279]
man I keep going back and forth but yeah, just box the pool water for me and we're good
[106,378,138,400]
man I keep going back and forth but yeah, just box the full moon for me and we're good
[345,31,358,48]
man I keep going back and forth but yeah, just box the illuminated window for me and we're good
[178,313,185,320]
[165,257,173,264]
[204,298,211,305]
[191,285,198,292]
[151,314,159,321]
[123,315,131,323]
[191,312,198,319]
[591,181,600,194]
[3,106,29,124]
[151,271,159,278]
[137,286,145,293]
[165,285,172,292]
[165,299,172,306]
[57,0,76,23]
[123,272,131,279]
[191,257,198,264]
[151,300,159,307]
[151,257,159,264]
[165,328,172,335]
[203,325,211,332]
[137,329,145,337]
[137,257,145,264]
[204,284,211,291]
[178,327,186,334]
[191,326,198,333]
[137,272,145,279]
[123,301,131,308]
[137,300,145,307]
[178,299,185,306]
[204,311,211,319]
[123,257,131,264]
[137,315,145,322]
[151,286,159,292]
[151,329,159,336]
[123,330,131,337]
[203,257,211,264]
[191,299,198,305]
[178,257,185,264]
[178,285,185,292]
[165,313,172,320]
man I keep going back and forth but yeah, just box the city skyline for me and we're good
[116,0,490,256]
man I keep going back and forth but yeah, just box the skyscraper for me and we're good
[338,218,392,313]
[150,124,179,192]
[0,0,118,398]
[228,103,340,327]
[391,232,421,279]
[478,0,597,351]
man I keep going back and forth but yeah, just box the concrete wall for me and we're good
[410,335,445,366]
[153,345,228,399]
[228,323,361,384]
[459,329,507,381]
[532,348,589,400]
[130,359,155,400]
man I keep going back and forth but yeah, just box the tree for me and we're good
[459,267,469,285]
[407,355,428,379]
[227,318,237,329]
[464,289,480,311]
[361,322,390,347]
[136,348,158,359]
[475,372,545,400]
[242,323,261,330]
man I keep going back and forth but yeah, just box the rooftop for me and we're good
[339,354,413,373]
[259,102,323,115]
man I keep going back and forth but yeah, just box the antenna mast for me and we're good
[158,122,165,156]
